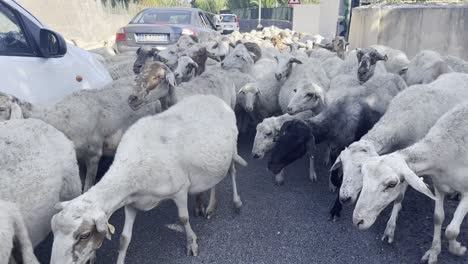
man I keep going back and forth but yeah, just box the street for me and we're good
[35,132,466,264]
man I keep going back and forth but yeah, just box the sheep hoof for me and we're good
[187,242,199,257]
[328,214,340,222]
[205,207,216,219]
[274,179,284,186]
[449,242,466,256]
[329,185,337,193]
[233,200,243,214]
[421,247,440,264]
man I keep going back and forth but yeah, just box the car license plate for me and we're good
[225,25,233,29]
[136,34,168,43]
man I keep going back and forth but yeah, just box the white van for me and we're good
[0,0,112,104]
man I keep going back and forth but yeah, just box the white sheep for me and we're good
[278,57,330,114]
[50,95,247,264]
[0,119,81,253]
[106,58,135,80]
[335,72,468,243]
[401,50,452,85]
[354,101,468,264]
[443,55,468,74]
[0,200,39,264]
[371,45,410,74]
[0,77,159,192]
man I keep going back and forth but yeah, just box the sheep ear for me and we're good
[166,71,176,88]
[330,155,342,172]
[54,201,70,211]
[189,61,199,70]
[95,215,112,240]
[9,100,23,119]
[289,58,302,65]
[136,47,141,55]
[402,170,436,200]
[399,67,408,76]
[379,54,388,61]
[356,49,363,60]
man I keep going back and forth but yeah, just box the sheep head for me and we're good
[331,36,348,59]
[51,200,114,264]
[0,92,26,120]
[353,153,434,230]
[335,141,378,205]
[238,83,260,112]
[267,120,312,174]
[129,62,176,110]
[356,47,388,84]
[133,46,157,74]
[173,56,199,84]
[286,80,326,115]
[274,53,302,81]
[252,117,282,159]
[221,42,261,73]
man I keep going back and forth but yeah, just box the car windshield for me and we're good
[132,10,191,25]
[221,15,236,22]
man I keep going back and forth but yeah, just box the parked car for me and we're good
[114,7,217,54]
[0,0,112,105]
[219,14,239,34]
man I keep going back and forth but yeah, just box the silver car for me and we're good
[114,7,216,53]
[219,14,239,34]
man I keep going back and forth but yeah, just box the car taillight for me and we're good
[235,16,239,26]
[182,28,197,36]
[116,28,126,41]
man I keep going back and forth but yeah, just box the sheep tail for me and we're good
[233,153,248,167]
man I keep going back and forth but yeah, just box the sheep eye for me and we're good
[307,93,316,98]
[385,182,397,190]
[79,232,91,240]
[293,89,297,92]
[266,132,272,136]
[235,54,241,58]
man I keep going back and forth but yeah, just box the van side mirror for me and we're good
[39,29,67,58]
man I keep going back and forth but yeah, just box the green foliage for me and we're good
[196,0,228,13]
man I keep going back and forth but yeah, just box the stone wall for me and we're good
[348,3,468,60]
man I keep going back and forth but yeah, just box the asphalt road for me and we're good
[36,132,467,264]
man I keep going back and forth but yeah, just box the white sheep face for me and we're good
[337,141,378,205]
[353,155,407,230]
[51,202,113,264]
[274,53,302,81]
[286,81,325,115]
[0,94,22,120]
[221,44,254,72]
[238,83,260,112]
[173,56,198,83]
[252,118,280,159]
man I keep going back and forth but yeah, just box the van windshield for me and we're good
[221,15,236,22]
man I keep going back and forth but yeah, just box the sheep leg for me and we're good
[173,190,198,256]
[421,187,445,264]
[230,163,242,213]
[194,193,206,217]
[205,187,217,219]
[12,208,39,264]
[307,153,317,183]
[323,145,331,166]
[445,195,468,256]
[382,184,407,243]
[274,169,285,186]
[117,206,138,264]
[83,150,102,192]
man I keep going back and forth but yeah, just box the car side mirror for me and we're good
[39,29,67,58]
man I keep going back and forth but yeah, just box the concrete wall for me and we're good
[16,0,142,48]
[349,3,468,60]
[292,0,340,38]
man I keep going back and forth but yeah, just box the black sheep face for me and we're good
[267,120,311,174]
[356,48,387,84]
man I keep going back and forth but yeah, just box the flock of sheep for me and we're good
[2,25,468,264]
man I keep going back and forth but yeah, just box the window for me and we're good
[198,12,209,28]
[0,3,32,55]
[132,10,192,25]
[221,15,236,23]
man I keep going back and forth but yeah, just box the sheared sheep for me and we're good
[50,95,247,264]
[0,200,39,264]
[0,77,160,192]
[0,118,81,255]
[336,72,468,243]
[354,101,468,264]
[443,55,468,74]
